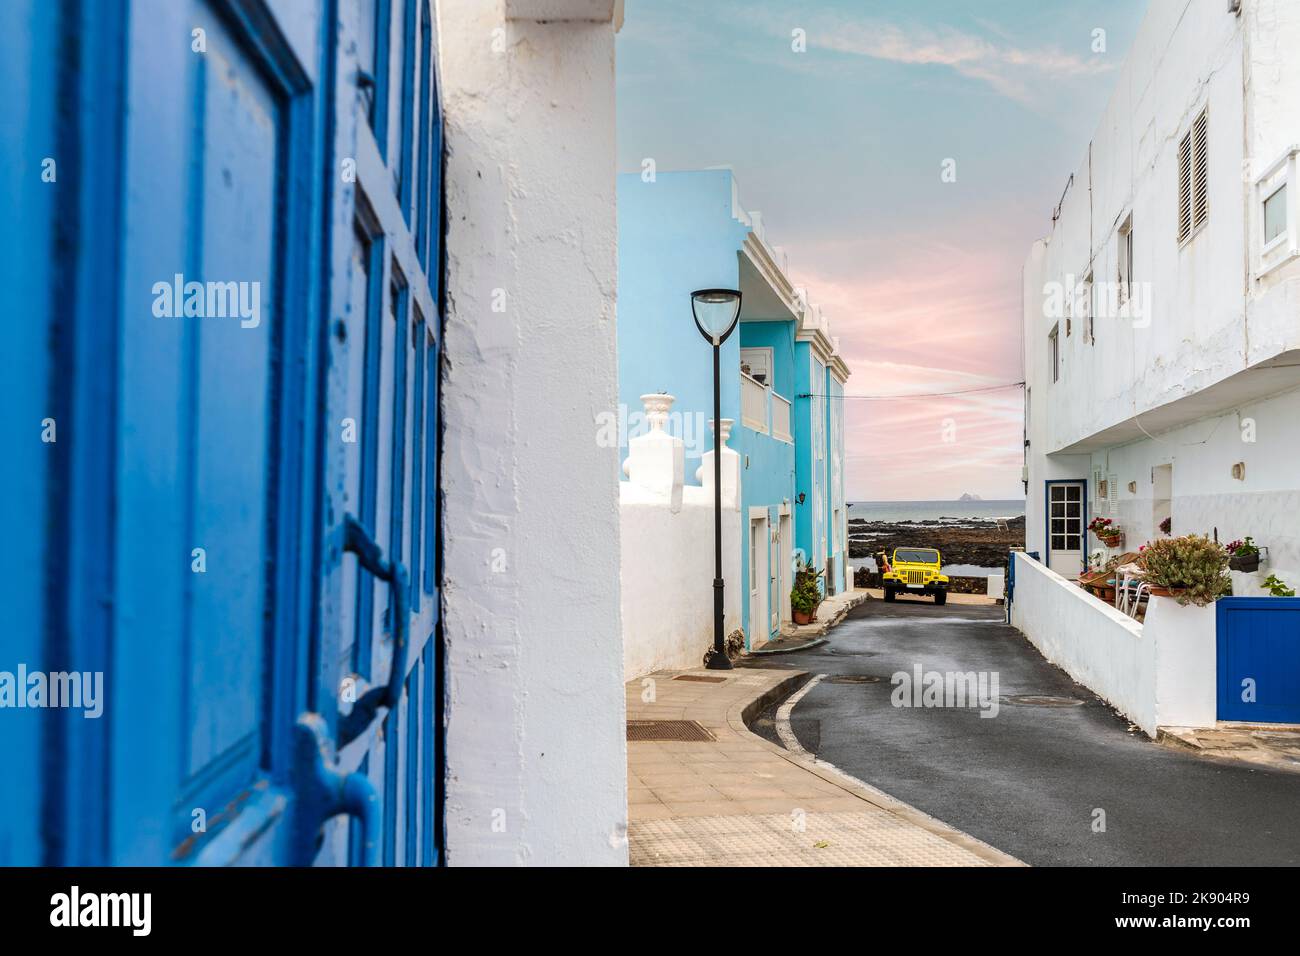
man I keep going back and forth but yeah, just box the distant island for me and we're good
[958,493,983,501]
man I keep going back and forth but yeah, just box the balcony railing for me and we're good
[772,392,792,442]
[741,372,767,433]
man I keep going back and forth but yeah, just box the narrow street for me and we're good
[750,597,1300,866]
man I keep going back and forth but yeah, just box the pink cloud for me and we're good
[789,227,1027,501]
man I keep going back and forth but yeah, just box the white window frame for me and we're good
[740,347,774,388]
[1048,323,1060,384]
[1253,146,1300,280]
[1117,214,1133,304]
[1082,270,1094,345]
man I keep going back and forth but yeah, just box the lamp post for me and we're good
[692,289,742,670]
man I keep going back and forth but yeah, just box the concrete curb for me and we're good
[746,637,828,656]
[727,669,1025,867]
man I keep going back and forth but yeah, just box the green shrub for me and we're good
[1263,574,1296,597]
[1139,535,1229,607]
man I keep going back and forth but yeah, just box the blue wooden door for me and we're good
[107,0,322,866]
[315,0,444,868]
[0,0,443,866]
[1217,598,1300,724]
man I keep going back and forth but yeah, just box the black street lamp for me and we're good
[691,289,742,670]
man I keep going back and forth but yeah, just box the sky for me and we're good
[616,0,1150,501]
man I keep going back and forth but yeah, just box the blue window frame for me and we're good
[387,263,410,628]
[410,304,426,607]
[354,196,386,678]
[423,326,439,596]
[397,0,418,217]
[415,0,434,266]
[369,0,392,157]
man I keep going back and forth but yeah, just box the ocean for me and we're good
[847,499,1026,577]
[847,499,1025,523]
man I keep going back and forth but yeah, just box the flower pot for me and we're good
[1146,585,1184,598]
[792,608,813,625]
[1099,534,1123,548]
[1228,554,1260,572]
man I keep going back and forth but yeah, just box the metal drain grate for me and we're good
[626,720,716,742]
[673,675,727,683]
[1001,695,1085,707]
[826,675,882,684]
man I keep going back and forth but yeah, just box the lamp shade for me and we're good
[691,289,742,345]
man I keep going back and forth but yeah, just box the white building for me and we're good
[439,0,628,864]
[1022,0,1300,592]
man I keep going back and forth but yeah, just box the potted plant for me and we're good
[1159,516,1172,536]
[1138,534,1230,606]
[790,563,822,625]
[1088,516,1124,548]
[1263,574,1295,597]
[1225,537,1261,572]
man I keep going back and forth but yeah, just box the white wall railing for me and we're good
[741,372,767,434]
[772,391,792,442]
[1009,553,1216,736]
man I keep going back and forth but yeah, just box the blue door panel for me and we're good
[1218,598,1300,724]
[185,3,280,788]
[0,0,61,867]
[4,0,444,868]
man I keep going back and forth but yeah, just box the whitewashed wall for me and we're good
[438,0,627,866]
[621,490,741,680]
[1026,0,1251,452]
[620,401,742,679]
[1010,553,1216,736]
[1084,388,1300,584]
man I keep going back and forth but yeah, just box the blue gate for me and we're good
[1,0,444,866]
[1217,597,1300,724]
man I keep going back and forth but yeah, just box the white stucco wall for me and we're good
[620,400,742,679]
[437,0,627,865]
[620,487,741,680]
[1081,387,1300,581]
[1010,553,1217,736]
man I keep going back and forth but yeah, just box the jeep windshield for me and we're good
[894,549,938,564]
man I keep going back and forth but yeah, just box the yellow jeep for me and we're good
[882,547,949,605]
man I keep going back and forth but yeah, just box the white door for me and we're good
[750,517,767,645]
[769,527,780,634]
[1048,482,1085,578]
[778,513,792,623]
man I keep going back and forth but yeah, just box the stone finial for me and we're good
[623,393,683,512]
[641,393,674,431]
[697,418,740,510]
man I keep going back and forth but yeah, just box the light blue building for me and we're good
[793,309,852,597]
[618,169,851,648]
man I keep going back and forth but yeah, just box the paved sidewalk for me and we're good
[626,666,1021,866]
[763,587,869,645]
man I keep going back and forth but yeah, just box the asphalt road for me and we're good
[749,595,1300,866]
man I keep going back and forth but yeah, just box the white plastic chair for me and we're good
[1114,563,1147,617]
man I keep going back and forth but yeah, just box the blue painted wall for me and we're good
[792,342,818,580]
[828,375,847,593]
[736,321,798,642]
[617,171,748,477]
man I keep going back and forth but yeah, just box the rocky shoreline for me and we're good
[848,514,1025,569]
